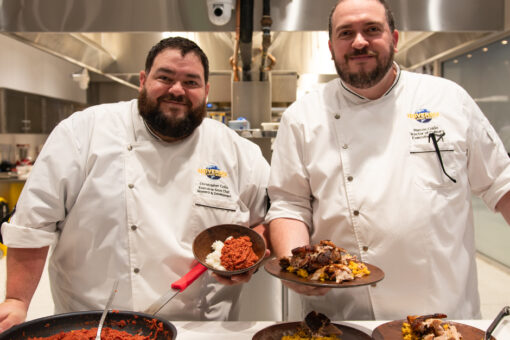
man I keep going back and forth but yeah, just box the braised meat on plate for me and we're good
[278,240,370,283]
[281,311,343,340]
[402,313,463,340]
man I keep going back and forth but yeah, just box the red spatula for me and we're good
[144,263,207,315]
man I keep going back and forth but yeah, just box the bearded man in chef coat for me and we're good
[267,0,510,321]
[0,37,269,332]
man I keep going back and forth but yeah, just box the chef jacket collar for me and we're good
[339,62,401,105]
[142,118,165,142]
[131,101,159,143]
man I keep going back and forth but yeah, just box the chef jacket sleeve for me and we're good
[266,104,313,229]
[2,115,87,248]
[465,91,510,211]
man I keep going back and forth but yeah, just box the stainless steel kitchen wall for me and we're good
[0,0,336,32]
[0,0,504,32]
[0,0,506,89]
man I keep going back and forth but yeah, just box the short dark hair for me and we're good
[144,36,210,83]
[328,0,396,39]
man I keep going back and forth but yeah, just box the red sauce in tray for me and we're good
[28,318,168,340]
[28,327,148,340]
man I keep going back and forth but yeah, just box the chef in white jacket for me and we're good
[0,37,269,332]
[267,0,510,320]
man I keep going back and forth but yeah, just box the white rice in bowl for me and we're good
[205,236,233,271]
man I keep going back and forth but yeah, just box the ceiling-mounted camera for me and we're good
[207,0,235,26]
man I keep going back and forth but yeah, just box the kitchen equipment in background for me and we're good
[35,144,44,161]
[0,197,8,222]
[15,143,33,179]
[261,122,279,137]
[232,74,271,129]
[208,111,227,124]
[250,129,263,138]
[0,144,15,173]
[228,117,250,130]
[15,144,31,165]
[261,122,279,131]
[144,263,207,315]
[16,164,33,180]
[229,117,273,163]
[234,128,263,138]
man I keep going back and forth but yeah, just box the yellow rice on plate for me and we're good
[281,329,340,340]
[401,321,452,340]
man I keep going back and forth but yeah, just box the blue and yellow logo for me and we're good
[198,165,228,180]
[407,108,439,123]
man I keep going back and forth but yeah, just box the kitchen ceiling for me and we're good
[0,0,506,89]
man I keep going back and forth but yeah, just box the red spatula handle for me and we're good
[171,263,207,291]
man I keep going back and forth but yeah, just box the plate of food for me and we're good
[264,240,384,287]
[193,224,266,276]
[371,313,496,340]
[252,311,371,340]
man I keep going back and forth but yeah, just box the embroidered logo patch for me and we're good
[197,165,228,180]
[407,108,440,123]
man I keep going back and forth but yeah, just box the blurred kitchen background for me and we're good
[1,0,510,322]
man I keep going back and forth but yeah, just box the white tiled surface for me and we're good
[1,251,510,321]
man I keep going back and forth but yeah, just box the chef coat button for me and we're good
[353,210,360,216]
[128,183,134,189]
[347,176,353,181]
[334,114,341,119]
[127,145,133,151]
[342,144,348,149]
[131,225,137,231]
[134,268,140,274]
[362,246,369,252]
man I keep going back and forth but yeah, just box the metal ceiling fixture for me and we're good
[0,0,506,88]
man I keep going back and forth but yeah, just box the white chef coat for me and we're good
[2,99,269,321]
[266,65,510,320]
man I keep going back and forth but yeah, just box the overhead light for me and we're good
[482,47,489,52]
[453,59,459,64]
[467,54,472,59]
[502,40,508,45]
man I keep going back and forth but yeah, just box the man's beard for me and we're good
[334,45,394,89]
[138,88,206,140]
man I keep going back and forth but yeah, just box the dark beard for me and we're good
[335,45,394,89]
[138,88,206,140]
